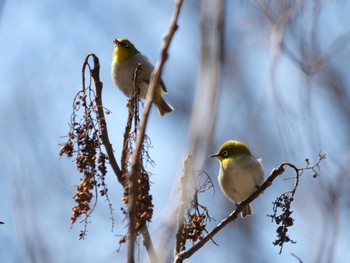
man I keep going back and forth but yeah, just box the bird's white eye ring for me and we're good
[122,41,129,48]
[222,150,228,157]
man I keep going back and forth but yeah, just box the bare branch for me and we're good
[85,53,123,185]
[126,0,184,261]
[126,64,143,263]
[141,225,159,263]
[174,162,298,262]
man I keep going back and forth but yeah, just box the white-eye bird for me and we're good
[210,140,264,218]
[111,38,173,116]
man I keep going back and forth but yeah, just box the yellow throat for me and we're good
[112,38,139,64]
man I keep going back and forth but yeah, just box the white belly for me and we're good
[111,53,154,99]
[218,155,264,203]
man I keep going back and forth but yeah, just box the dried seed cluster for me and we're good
[181,213,206,251]
[121,168,154,231]
[60,90,112,239]
[268,193,296,253]
[179,172,215,251]
[135,168,153,230]
[60,58,158,245]
[121,133,154,235]
[118,73,155,244]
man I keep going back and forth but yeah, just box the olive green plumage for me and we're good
[111,38,173,116]
[210,140,264,217]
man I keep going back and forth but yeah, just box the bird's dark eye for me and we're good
[222,150,228,157]
[122,41,129,48]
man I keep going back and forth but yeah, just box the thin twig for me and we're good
[174,162,295,262]
[127,64,143,263]
[85,53,123,186]
[127,0,184,262]
[140,225,159,263]
[121,89,136,175]
[127,172,136,263]
[291,253,303,263]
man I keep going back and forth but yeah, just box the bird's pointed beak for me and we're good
[209,153,219,158]
[113,38,120,46]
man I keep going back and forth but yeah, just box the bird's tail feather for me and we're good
[156,96,173,116]
[241,204,253,218]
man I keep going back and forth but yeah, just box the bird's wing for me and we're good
[159,79,168,93]
[141,78,167,94]
[137,53,168,93]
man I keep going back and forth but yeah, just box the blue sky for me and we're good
[1,1,350,262]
